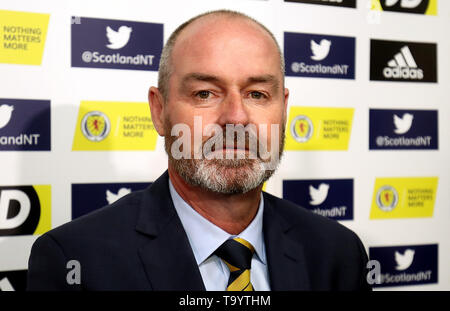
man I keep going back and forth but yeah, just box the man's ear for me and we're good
[148,86,165,136]
[284,87,289,117]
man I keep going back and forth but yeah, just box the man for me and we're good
[27,10,371,291]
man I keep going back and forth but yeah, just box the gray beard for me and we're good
[168,157,275,194]
[164,121,285,195]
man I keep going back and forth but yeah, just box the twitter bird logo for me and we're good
[0,105,14,129]
[310,39,331,61]
[106,26,132,49]
[106,187,132,204]
[393,113,414,134]
[395,249,415,271]
[309,183,330,206]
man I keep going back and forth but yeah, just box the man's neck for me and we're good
[168,165,262,235]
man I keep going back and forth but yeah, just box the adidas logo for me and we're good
[383,46,424,80]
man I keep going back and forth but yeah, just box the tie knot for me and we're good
[214,237,254,271]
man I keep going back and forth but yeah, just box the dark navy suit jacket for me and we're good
[27,171,371,290]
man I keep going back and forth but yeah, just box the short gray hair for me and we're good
[157,9,285,101]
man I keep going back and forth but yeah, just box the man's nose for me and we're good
[217,91,250,126]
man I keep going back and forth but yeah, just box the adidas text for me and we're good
[383,67,423,80]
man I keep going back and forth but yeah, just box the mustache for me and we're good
[165,119,284,165]
[199,127,263,158]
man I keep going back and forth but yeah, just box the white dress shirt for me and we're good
[168,179,271,291]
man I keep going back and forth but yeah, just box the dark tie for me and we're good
[214,237,255,291]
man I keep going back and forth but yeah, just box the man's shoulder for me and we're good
[263,192,370,290]
[41,188,147,245]
[27,187,157,290]
[263,191,360,243]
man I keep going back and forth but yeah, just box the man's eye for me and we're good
[250,91,266,99]
[195,90,211,99]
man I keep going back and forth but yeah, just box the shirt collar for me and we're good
[168,179,266,266]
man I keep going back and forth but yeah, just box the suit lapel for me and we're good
[263,193,310,290]
[134,172,310,290]
[135,171,206,291]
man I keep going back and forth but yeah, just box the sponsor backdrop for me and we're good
[0,0,448,291]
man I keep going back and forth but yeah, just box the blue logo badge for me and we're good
[369,109,438,150]
[283,179,353,220]
[0,98,50,151]
[284,32,355,79]
[71,182,151,219]
[369,244,438,287]
[71,17,163,71]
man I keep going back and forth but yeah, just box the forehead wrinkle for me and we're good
[183,73,278,85]
[246,75,280,91]
[179,73,224,93]
[182,73,222,84]
[179,73,281,96]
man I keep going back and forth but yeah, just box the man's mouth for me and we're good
[212,144,249,152]
[224,144,248,150]
[202,144,258,160]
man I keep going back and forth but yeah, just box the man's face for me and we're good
[161,16,288,194]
